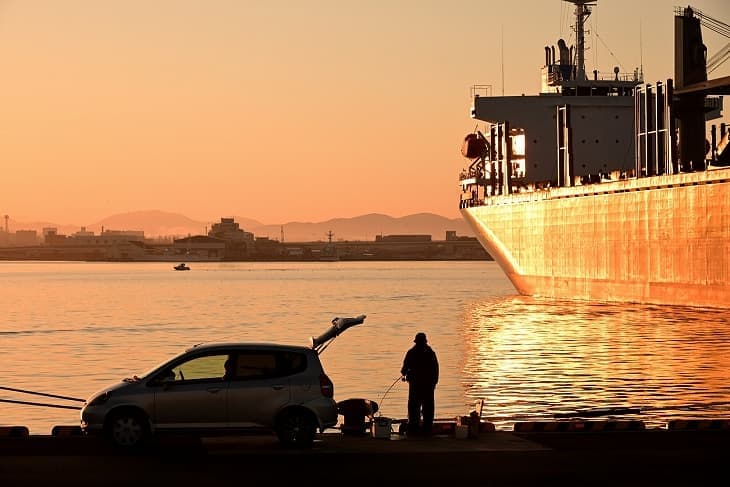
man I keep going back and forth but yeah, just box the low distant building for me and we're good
[15,230,38,246]
[209,218,254,244]
[44,228,68,245]
[0,229,38,247]
[99,230,145,243]
[47,228,146,246]
[375,234,431,243]
[251,236,282,259]
[445,230,478,242]
[208,217,255,260]
[73,227,95,238]
[173,235,226,261]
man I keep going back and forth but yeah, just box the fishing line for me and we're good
[376,375,404,417]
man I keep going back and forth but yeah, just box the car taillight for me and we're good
[320,373,334,398]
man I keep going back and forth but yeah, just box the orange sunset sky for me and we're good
[2,0,729,226]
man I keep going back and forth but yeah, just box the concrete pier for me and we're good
[0,429,727,486]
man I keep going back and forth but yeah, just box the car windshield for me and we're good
[133,349,192,380]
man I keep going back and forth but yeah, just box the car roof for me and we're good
[183,342,314,354]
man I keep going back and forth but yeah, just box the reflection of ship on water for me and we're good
[459,2,730,308]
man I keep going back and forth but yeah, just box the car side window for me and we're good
[276,351,307,376]
[232,351,278,380]
[169,354,228,382]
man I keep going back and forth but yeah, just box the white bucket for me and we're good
[371,417,392,439]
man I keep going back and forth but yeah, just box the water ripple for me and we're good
[2,261,728,433]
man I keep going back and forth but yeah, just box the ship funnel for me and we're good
[310,314,366,353]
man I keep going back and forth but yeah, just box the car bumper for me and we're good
[306,398,338,430]
[80,406,106,434]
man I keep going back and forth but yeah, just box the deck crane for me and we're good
[686,5,730,74]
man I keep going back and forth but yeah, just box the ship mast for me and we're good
[567,0,595,81]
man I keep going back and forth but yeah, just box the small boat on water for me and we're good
[174,263,190,271]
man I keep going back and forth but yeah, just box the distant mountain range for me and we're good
[6,210,475,242]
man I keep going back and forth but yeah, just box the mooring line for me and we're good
[0,386,84,403]
[641,400,730,411]
[0,398,82,410]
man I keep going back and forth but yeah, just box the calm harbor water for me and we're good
[1,260,729,434]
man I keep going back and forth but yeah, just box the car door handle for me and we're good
[272,385,285,390]
[206,387,222,393]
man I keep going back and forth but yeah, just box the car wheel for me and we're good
[275,409,317,448]
[106,410,149,448]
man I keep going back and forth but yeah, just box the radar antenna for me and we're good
[565,0,596,81]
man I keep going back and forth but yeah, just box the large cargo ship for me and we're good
[459,1,730,307]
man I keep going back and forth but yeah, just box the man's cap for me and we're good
[414,332,427,343]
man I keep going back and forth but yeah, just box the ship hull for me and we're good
[461,168,730,308]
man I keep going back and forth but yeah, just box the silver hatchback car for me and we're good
[80,342,338,448]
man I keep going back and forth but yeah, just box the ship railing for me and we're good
[477,168,730,207]
[480,191,546,207]
[706,97,723,110]
[594,71,644,83]
[459,169,485,181]
[546,64,643,84]
[470,84,493,98]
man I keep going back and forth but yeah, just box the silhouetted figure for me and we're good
[400,332,439,436]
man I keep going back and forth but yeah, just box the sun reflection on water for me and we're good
[459,296,730,429]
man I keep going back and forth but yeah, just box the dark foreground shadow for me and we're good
[0,431,728,487]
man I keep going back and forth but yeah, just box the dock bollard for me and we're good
[51,425,83,437]
[336,398,379,436]
[0,426,30,438]
[514,420,645,432]
[667,419,730,430]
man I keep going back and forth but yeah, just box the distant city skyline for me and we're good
[0,209,474,242]
[2,0,728,224]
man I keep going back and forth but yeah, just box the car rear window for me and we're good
[231,350,307,380]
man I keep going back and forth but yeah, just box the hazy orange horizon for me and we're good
[2,0,729,226]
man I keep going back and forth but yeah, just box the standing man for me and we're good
[400,332,439,436]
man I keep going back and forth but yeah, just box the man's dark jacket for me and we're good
[401,344,439,387]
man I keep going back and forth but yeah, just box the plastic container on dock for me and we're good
[371,417,392,439]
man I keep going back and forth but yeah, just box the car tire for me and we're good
[275,409,317,448]
[106,410,150,448]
